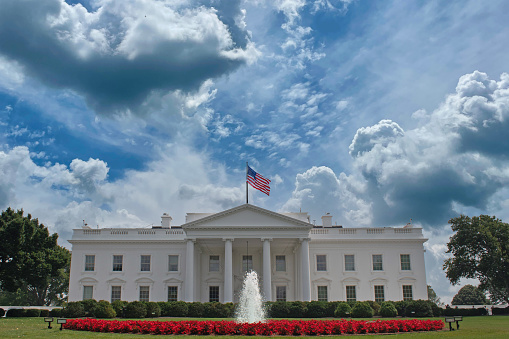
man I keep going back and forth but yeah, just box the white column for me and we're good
[185,239,195,302]
[262,238,272,301]
[300,238,311,301]
[223,238,233,303]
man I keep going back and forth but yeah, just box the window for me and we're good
[402,285,413,300]
[209,286,219,302]
[400,254,411,271]
[85,255,95,271]
[316,255,327,271]
[168,286,178,301]
[111,286,121,302]
[139,286,150,301]
[276,255,286,272]
[83,285,93,300]
[374,285,385,303]
[372,254,383,271]
[346,286,356,302]
[242,255,253,272]
[344,255,355,271]
[317,286,328,302]
[276,286,287,301]
[209,255,220,272]
[113,255,123,271]
[141,255,151,271]
[168,255,179,272]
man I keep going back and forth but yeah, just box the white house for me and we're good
[68,204,428,303]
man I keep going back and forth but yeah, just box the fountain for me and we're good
[235,270,266,323]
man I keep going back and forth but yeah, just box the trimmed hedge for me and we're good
[380,302,398,317]
[351,301,374,318]
[0,308,4,317]
[6,309,26,317]
[124,301,147,318]
[444,307,488,316]
[492,306,509,315]
[405,300,433,317]
[145,302,161,318]
[50,308,63,317]
[187,302,205,317]
[94,300,116,318]
[63,302,86,318]
[334,302,351,318]
[47,299,445,319]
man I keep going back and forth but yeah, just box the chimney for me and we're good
[321,213,332,227]
[161,213,172,228]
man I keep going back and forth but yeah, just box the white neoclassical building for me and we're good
[68,204,428,303]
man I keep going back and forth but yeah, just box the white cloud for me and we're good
[0,143,245,247]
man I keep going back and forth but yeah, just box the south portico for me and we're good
[181,204,313,303]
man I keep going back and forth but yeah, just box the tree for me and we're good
[427,285,443,306]
[451,284,490,305]
[443,215,509,304]
[0,207,71,305]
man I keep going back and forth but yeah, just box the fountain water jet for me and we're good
[235,270,266,323]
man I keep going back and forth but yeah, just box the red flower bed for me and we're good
[63,318,443,335]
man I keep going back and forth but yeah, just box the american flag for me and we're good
[247,165,270,196]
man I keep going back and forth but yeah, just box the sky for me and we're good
[1,0,509,304]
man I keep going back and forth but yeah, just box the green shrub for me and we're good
[365,301,381,316]
[165,301,188,317]
[444,307,487,316]
[405,300,433,317]
[268,301,289,318]
[145,302,161,318]
[334,302,352,318]
[326,302,340,317]
[393,300,409,316]
[379,302,398,317]
[187,302,205,317]
[40,309,50,317]
[63,302,85,318]
[306,301,327,318]
[430,302,442,317]
[203,302,229,318]
[0,308,4,317]
[94,300,116,318]
[111,300,128,317]
[351,301,374,318]
[50,308,63,317]
[288,301,307,318]
[7,309,26,317]
[25,309,41,317]
[124,301,147,318]
[81,299,98,317]
[224,302,235,318]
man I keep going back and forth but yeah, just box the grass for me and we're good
[0,316,507,338]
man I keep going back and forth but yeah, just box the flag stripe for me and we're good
[247,165,271,196]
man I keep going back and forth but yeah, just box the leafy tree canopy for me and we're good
[443,215,509,304]
[0,207,70,306]
[451,284,490,305]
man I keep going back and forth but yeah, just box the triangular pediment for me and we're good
[182,204,311,229]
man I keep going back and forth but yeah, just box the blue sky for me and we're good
[2,0,509,303]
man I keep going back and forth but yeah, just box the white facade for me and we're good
[68,204,428,303]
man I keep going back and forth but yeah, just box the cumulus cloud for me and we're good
[285,71,509,228]
[0,143,244,246]
[0,0,256,116]
[282,166,371,226]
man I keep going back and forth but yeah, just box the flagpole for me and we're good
[246,162,249,204]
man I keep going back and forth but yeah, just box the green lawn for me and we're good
[0,316,507,338]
